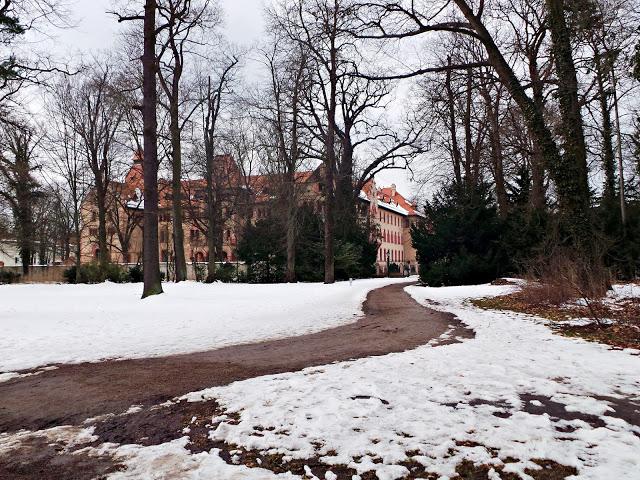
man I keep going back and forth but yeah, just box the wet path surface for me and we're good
[0,282,470,434]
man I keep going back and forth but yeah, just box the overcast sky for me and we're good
[45,0,418,197]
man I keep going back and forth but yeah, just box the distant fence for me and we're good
[0,265,67,283]
[0,262,247,284]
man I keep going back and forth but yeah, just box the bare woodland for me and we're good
[1,0,640,297]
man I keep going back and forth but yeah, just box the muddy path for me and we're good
[0,282,471,434]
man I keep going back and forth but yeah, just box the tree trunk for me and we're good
[463,67,473,185]
[336,129,356,238]
[170,105,187,282]
[95,181,110,267]
[611,69,627,228]
[38,233,47,265]
[544,0,591,235]
[16,204,32,275]
[593,47,616,204]
[445,57,463,186]
[324,7,338,285]
[285,198,297,282]
[284,167,297,282]
[73,195,82,282]
[528,53,546,210]
[141,0,163,298]
[205,143,217,283]
[483,87,508,216]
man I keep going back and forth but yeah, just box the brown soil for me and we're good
[0,282,605,480]
[0,282,470,435]
[0,435,124,480]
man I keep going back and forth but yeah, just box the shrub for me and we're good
[238,204,379,283]
[193,262,206,282]
[523,247,612,305]
[216,262,237,282]
[63,263,128,284]
[0,270,20,284]
[128,265,143,283]
[237,217,286,283]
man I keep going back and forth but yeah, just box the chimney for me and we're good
[390,183,396,197]
[126,150,144,186]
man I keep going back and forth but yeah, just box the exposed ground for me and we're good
[0,282,473,479]
[1,281,638,479]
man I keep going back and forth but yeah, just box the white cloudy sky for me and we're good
[41,0,420,197]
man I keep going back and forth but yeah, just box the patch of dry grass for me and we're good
[472,282,640,350]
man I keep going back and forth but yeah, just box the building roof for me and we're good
[360,181,424,218]
[377,185,423,217]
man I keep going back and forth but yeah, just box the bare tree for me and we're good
[353,0,592,242]
[253,40,310,282]
[156,0,218,282]
[0,0,71,116]
[61,63,124,267]
[200,54,240,282]
[272,0,354,283]
[46,81,90,279]
[115,0,165,297]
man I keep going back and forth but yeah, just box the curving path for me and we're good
[0,282,471,434]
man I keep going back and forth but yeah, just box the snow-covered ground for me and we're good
[96,283,640,479]
[0,278,410,374]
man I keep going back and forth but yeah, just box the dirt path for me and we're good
[0,282,470,434]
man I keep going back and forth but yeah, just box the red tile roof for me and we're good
[377,187,421,216]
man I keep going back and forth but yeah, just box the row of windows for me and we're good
[378,210,404,227]
[89,228,234,244]
[160,250,234,263]
[89,227,116,237]
[91,210,234,225]
[378,248,404,263]
[186,229,234,242]
[382,229,403,245]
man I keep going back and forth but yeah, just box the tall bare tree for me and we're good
[200,54,239,282]
[115,0,165,297]
[46,81,90,280]
[156,0,218,282]
[61,63,124,267]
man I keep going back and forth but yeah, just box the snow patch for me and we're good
[0,278,410,373]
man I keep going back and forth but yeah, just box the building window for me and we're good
[160,230,167,243]
[91,211,97,222]
[190,229,200,241]
[89,228,98,237]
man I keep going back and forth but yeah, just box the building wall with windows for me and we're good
[361,181,423,275]
[80,154,423,276]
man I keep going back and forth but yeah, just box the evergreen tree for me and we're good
[411,182,503,286]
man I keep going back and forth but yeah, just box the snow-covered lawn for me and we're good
[100,283,640,479]
[0,278,409,374]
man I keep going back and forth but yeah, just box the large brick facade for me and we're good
[80,154,422,275]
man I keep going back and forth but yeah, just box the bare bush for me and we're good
[522,247,612,307]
